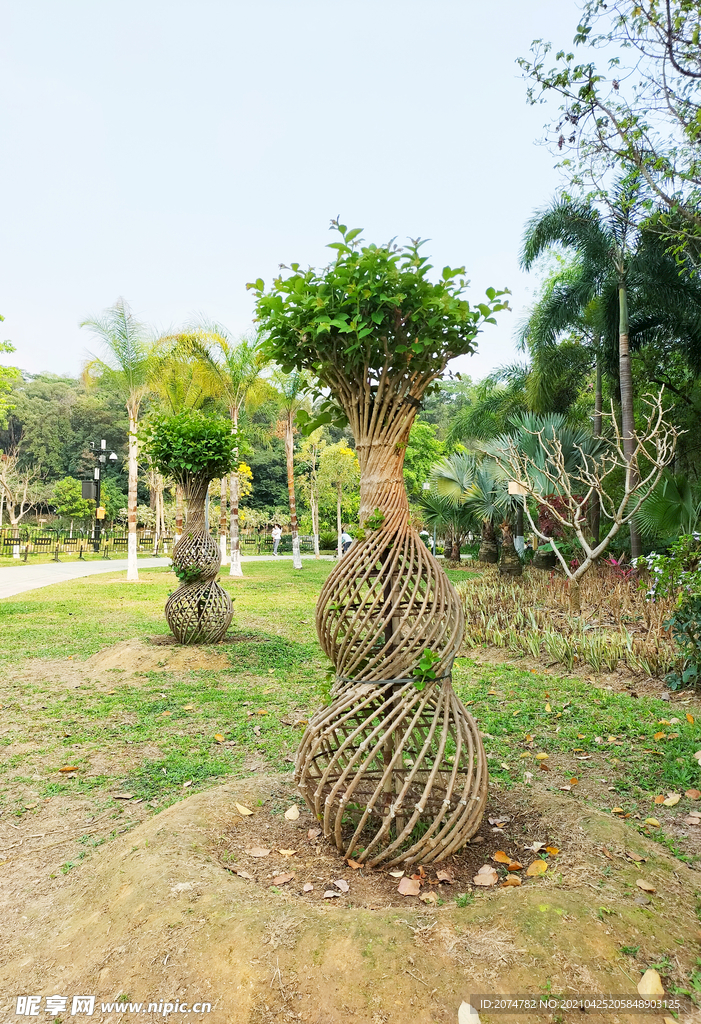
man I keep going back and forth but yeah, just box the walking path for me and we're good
[0,555,334,601]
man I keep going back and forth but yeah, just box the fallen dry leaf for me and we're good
[235,803,254,816]
[284,805,300,821]
[524,842,546,853]
[507,861,523,872]
[58,766,79,773]
[303,882,313,892]
[685,789,701,800]
[214,734,225,743]
[235,869,253,880]
[419,891,438,904]
[323,890,340,899]
[684,815,701,826]
[602,846,613,860]
[636,878,656,893]
[114,793,134,800]
[654,794,665,804]
[334,879,349,892]
[473,865,498,887]
[654,731,666,741]
[271,873,294,886]
[569,777,579,786]
[182,704,195,710]
[526,859,548,877]
[397,876,421,896]
[626,851,646,862]
[687,713,695,724]
[436,869,454,883]
[246,847,271,858]
[637,969,664,997]
[535,752,549,760]
[694,751,701,762]
[611,807,625,815]
[502,875,521,887]
[278,849,296,857]
[388,870,405,878]
[645,817,661,827]
[307,827,321,840]
[493,850,512,864]
[24,803,37,810]
[545,846,559,856]
[663,793,681,806]
[347,859,362,870]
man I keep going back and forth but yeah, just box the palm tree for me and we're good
[148,335,219,541]
[431,453,510,563]
[521,184,644,555]
[635,472,701,539]
[416,489,476,562]
[186,323,270,577]
[81,298,154,582]
[272,370,312,571]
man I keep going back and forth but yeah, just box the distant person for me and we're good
[341,529,353,555]
[271,524,282,556]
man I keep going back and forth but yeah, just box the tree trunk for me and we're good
[590,341,602,545]
[229,407,243,578]
[286,409,302,569]
[311,491,320,558]
[478,519,498,563]
[619,282,641,560]
[175,485,184,538]
[127,406,139,582]
[515,500,525,556]
[337,481,343,558]
[229,470,242,577]
[499,522,522,576]
[219,476,228,565]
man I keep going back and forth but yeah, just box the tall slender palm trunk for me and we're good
[127,406,139,582]
[219,477,228,564]
[618,282,641,560]
[286,409,302,569]
[229,408,243,578]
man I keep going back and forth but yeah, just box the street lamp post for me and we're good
[83,440,118,551]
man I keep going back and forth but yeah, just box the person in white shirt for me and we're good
[341,530,353,555]
[271,524,282,556]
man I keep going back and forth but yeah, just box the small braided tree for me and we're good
[141,410,238,644]
[250,223,509,865]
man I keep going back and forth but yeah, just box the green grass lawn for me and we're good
[0,561,699,859]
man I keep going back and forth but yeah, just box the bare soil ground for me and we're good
[1,772,700,1024]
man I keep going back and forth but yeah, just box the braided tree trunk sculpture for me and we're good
[296,381,488,867]
[165,477,233,644]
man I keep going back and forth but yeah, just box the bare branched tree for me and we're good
[484,389,678,608]
[0,450,40,555]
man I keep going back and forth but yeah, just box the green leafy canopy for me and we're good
[247,221,510,424]
[139,409,238,485]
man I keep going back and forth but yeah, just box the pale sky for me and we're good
[1,1,582,383]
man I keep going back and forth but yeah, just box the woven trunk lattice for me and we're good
[296,405,488,866]
[165,480,233,645]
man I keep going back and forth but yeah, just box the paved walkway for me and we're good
[0,555,334,600]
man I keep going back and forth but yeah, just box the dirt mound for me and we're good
[84,639,231,676]
[1,775,699,1023]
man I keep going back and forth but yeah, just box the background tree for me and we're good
[0,332,21,429]
[81,299,154,581]
[194,325,270,577]
[318,440,360,557]
[272,369,312,570]
[518,0,701,265]
[297,427,327,557]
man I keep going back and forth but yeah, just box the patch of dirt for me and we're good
[84,639,232,676]
[1,774,700,1024]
